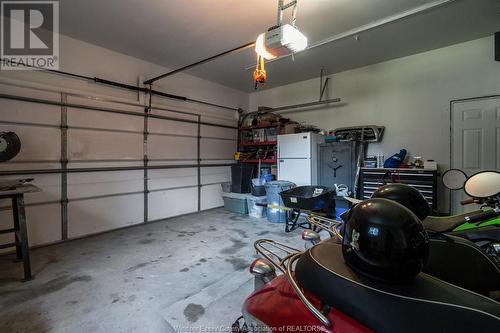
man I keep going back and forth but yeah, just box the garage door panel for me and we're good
[67,108,143,132]
[201,139,235,159]
[0,125,60,161]
[0,209,14,254]
[68,170,144,199]
[201,184,224,210]
[0,174,60,204]
[148,188,198,221]
[68,193,143,238]
[200,166,230,184]
[200,125,237,139]
[148,135,197,160]
[0,99,60,125]
[148,168,197,191]
[150,107,198,122]
[201,117,237,129]
[26,204,61,246]
[0,203,61,248]
[66,96,144,114]
[149,118,197,136]
[68,129,143,161]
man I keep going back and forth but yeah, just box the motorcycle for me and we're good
[304,171,500,298]
[343,170,500,262]
[424,170,500,258]
[233,236,500,332]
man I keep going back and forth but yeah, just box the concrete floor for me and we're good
[0,208,304,332]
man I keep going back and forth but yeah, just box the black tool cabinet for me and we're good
[359,168,438,213]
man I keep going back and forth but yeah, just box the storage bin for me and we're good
[231,164,254,193]
[251,178,266,196]
[266,127,278,141]
[246,195,267,218]
[265,181,295,223]
[222,192,249,215]
[221,182,231,193]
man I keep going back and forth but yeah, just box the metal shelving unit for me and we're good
[237,124,280,168]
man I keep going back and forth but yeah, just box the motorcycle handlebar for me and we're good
[464,209,500,224]
[460,198,476,205]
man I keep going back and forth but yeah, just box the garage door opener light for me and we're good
[253,0,308,88]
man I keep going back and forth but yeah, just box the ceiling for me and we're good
[59,0,500,92]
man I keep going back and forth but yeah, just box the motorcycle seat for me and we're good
[423,210,484,233]
[295,241,500,333]
[425,234,500,295]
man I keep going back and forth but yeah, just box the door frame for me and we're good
[449,94,500,214]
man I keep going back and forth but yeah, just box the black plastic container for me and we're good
[251,185,266,196]
[231,164,254,193]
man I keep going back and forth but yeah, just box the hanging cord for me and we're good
[291,0,298,27]
[253,54,267,89]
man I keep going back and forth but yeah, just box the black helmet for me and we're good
[371,183,430,220]
[342,198,429,283]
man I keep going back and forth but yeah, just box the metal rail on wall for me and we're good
[0,59,242,112]
[0,87,237,240]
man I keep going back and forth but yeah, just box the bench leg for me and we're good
[11,197,22,261]
[13,195,32,281]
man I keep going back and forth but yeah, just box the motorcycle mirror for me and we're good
[464,171,500,199]
[301,229,321,245]
[249,258,276,277]
[442,169,467,190]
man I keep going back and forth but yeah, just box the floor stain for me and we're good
[220,238,248,255]
[225,257,248,271]
[179,268,189,272]
[199,258,208,263]
[165,226,198,236]
[1,275,92,308]
[229,228,248,239]
[183,303,205,323]
[257,231,270,236]
[126,262,151,272]
[138,239,156,244]
[229,215,247,222]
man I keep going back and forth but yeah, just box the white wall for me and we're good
[250,36,500,212]
[0,33,247,249]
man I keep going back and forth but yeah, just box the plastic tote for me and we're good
[265,181,296,223]
[251,178,266,197]
[222,192,249,215]
[246,195,267,218]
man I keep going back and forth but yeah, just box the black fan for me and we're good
[0,132,21,162]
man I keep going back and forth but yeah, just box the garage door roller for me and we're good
[0,132,21,162]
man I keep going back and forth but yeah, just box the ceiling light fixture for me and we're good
[253,0,308,88]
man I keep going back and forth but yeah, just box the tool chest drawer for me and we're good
[359,168,438,213]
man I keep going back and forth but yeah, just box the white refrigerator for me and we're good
[277,132,325,186]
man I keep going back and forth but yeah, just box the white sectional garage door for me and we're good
[0,82,236,249]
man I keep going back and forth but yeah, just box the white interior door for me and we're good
[451,96,500,214]
[278,158,311,186]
